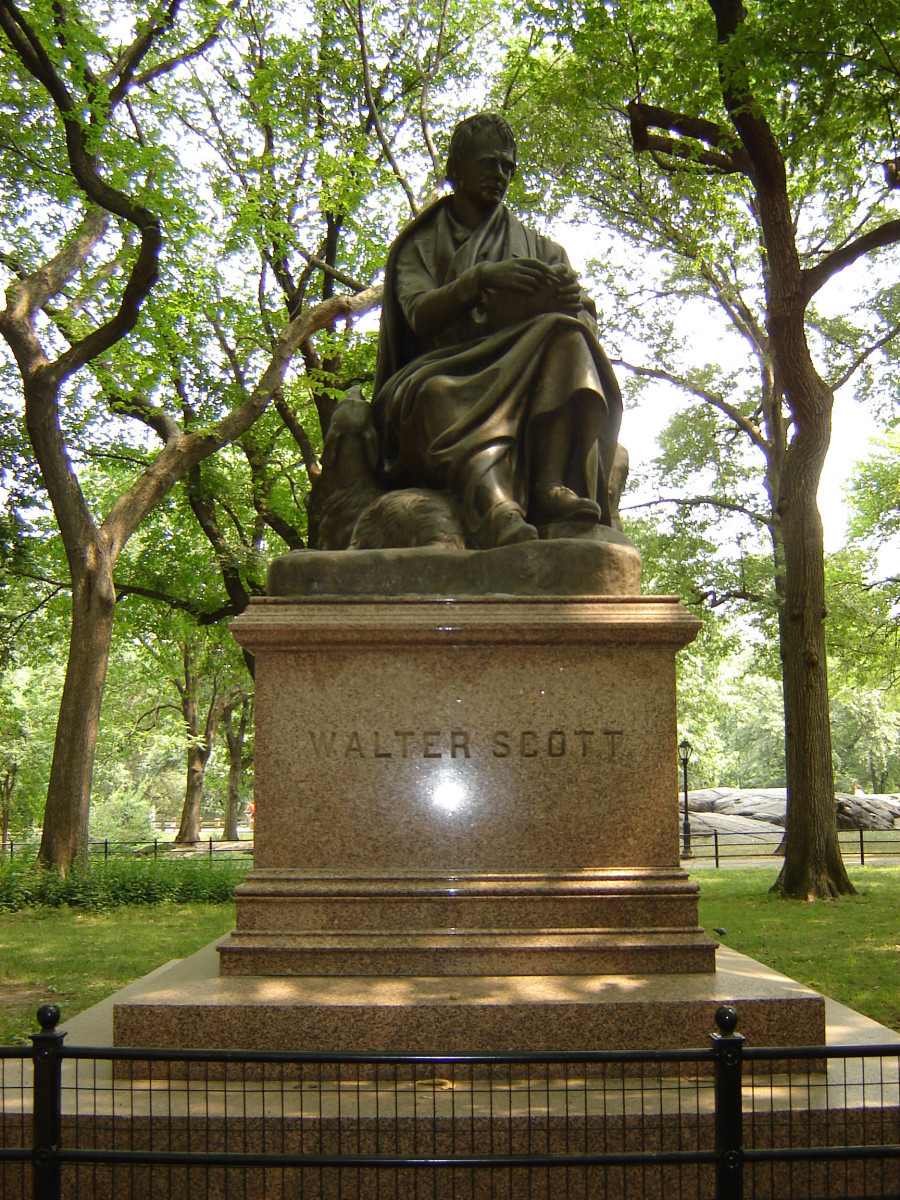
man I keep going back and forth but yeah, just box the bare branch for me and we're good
[346,0,419,214]
[624,493,773,530]
[803,219,900,300]
[613,358,769,453]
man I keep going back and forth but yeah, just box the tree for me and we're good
[505,0,900,896]
[222,694,253,841]
[172,633,244,842]
[0,0,382,871]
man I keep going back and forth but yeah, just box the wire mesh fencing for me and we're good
[1,1005,898,1199]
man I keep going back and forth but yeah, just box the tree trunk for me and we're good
[770,381,855,898]
[222,698,250,842]
[38,545,116,872]
[222,756,241,842]
[174,647,207,844]
[176,741,207,844]
[1,764,16,849]
[173,643,237,843]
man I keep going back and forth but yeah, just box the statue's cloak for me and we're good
[371,196,622,523]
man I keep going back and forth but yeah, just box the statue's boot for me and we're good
[463,449,538,550]
[478,501,539,548]
[532,483,602,524]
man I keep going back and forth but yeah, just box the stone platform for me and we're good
[112,941,826,1056]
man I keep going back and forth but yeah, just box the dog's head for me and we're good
[320,387,379,476]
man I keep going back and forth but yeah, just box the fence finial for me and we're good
[715,1004,739,1035]
[36,1004,61,1032]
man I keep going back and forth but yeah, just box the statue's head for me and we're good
[445,113,517,188]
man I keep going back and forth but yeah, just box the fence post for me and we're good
[859,827,865,866]
[714,831,720,869]
[31,1003,65,1200]
[711,1004,744,1200]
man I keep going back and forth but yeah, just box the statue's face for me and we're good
[453,132,516,215]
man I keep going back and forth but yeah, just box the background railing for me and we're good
[1,1005,898,1199]
[0,837,254,863]
[681,827,900,867]
[4,827,899,867]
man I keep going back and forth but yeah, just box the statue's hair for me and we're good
[445,113,517,187]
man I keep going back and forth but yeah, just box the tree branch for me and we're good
[828,322,900,392]
[613,358,769,453]
[802,219,900,300]
[694,585,768,608]
[295,246,367,294]
[273,389,320,480]
[108,0,181,105]
[0,583,67,642]
[101,284,382,556]
[1,208,108,335]
[624,493,773,529]
[114,582,242,625]
[346,0,419,214]
[627,100,752,175]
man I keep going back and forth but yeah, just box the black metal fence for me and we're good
[1,838,254,863]
[1,1005,898,1199]
[4,829,899,868]
[681,828,900,867]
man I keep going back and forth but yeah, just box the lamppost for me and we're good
[678,739,693,859]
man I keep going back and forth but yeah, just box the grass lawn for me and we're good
[0,902,234,1045]
[697,865,900,1033]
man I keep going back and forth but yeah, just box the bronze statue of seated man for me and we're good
[368,111,623,551]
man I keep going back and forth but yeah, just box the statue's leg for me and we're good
[530,400,603,525]
[460,444,539,550]
[528,330,608,526]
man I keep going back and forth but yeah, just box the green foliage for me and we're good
[499,2,900,597]
[0,661,63,836]
[87,782,156,842]
[0,857,248,912]
[826,550,899,692]
[830,691,900,794]
[846,423,900,558]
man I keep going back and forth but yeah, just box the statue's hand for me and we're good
[546,263,583,314]
[552,280,583,314]
[476,258,586,331]
[478,257,557,294]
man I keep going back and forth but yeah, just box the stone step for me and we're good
[217,929,718,977]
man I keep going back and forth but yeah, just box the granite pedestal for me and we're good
[114,539,825,1054]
